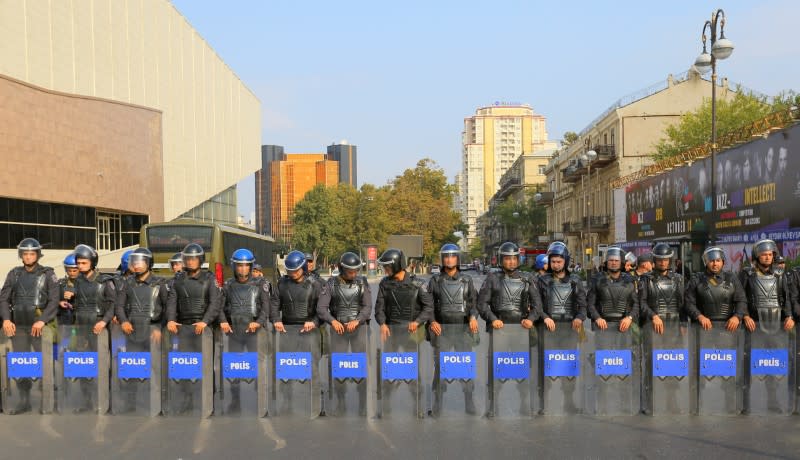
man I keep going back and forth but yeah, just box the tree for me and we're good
[492,188,547,245]
[562,131,579,146]
[468,237,484,260]
[651,91,795,161]
[386,159,465,261]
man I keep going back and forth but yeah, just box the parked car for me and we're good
[431,265,441,274]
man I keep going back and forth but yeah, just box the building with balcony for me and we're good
[541,70,744,266]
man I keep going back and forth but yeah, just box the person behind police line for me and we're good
[639,244,687,335]
[317,252,372,416]
[535,242,586,333]
[587,247,638,333]
[220,248,270,413]
[169,252,184,275]
[738,240,795,334]
[0,238,60,414]
[428,243,479,416]
[58,252,80,326]
[305,252,321,281]
[252,263,264,279]
[534,254,549,277]
[634,253,653,281]
[774,255,786,276]
[114,248,167,413]
[685,247,746,332]
[166,243,227,414]
[71,244,117,412]
[624,252,637,275]
[112,249,134,292]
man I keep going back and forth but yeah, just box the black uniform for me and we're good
[374,272,433,327]
[316,274,372,414]
[739,266,794,331]
[477,270,540,328]
[536,272,587,323]
[0,263,60,413]
[639,270,686,323]
[587,271,638,324]
[685,271,747,322]
[428,270,478,414]
[114,273,168,412]
[57,276,77,326]
[220,275,271,410]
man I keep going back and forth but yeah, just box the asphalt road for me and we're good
[0,271,797,459]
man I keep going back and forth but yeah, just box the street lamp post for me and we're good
[581,150,597,267]
[693,9,734,243]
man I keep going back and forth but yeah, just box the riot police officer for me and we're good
[639,243,686,334]
[428,243,479,415]
[169,252,184,274]
[534,254,548,277]
[634,253,654,281]
[305,252,321,281]
[624,252,637,274]
[739,239,795,334]
[317,252,372,415]
[587,247,638,332]
[71,244,116,412]
[375,248,434,339]
[114,248,167,412]
[166,243,227,413]
[536,242,586,333]
[0,238,60,414]
[478,242,539,330]
[685,247,746,332]
[58,253,80,325]
[220,248,270,413]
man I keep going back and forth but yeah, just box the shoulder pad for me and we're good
[96,273,114,283]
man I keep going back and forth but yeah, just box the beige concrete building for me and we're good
[460,104,557,246]
[541,71,739,266]
[478,149,556,256]
[0,0,261,275]
[0,0,260,221]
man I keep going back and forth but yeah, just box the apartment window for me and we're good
[538,165,546,175]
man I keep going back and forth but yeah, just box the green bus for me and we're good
[139,219,277,285]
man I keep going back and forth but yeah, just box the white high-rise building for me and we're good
[460,104,557,246]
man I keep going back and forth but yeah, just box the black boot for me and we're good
[464,391,476,415]
[9,390,32,415]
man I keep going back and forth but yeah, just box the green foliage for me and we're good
[562,131,579,146]
[289,158,466,264]
[492,188,547,244]
[651,90,796,161]
[468,237,484,260]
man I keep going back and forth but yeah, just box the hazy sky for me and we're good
[170,0,800,218]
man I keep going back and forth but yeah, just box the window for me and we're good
[539,165,546,175]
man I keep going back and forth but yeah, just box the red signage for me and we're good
[367,246,377,260]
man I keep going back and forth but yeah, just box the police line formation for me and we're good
[0,237,796,418]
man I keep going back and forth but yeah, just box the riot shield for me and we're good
[110,324,162,416]
[0,327,54,414]
[744,309,794,415]
[377,323,424,419]
[163,326,213,417]
[488,326,533,418]
[584,322,640,415]
[215,326,268,417]
[539,322,584,415]
[325,326,371,417]
[643,317,692,415]
[55,325,109,414]
[430,323,486,418]
[271,325,321,418]
[693,321,743,415]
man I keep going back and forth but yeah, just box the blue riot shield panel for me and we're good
[111,324,162,416]
[326,326,371,417]
[744,318,794,415]
[643,318,692,415]
[55,325,109,414]
[271,325,321,418]
[584,323,640,415]
[539,323,584,415]
[378,324,424,419]
[692,321,743,415]
[164,326,213,417]
[0,327,54,414]
[488,326,532,418]
[216,326,268,417]
[430,323,486,418]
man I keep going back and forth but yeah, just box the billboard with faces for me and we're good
[622,123,800,241]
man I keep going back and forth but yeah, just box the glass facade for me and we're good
[0,197,147,250]
[178,186,238,227]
